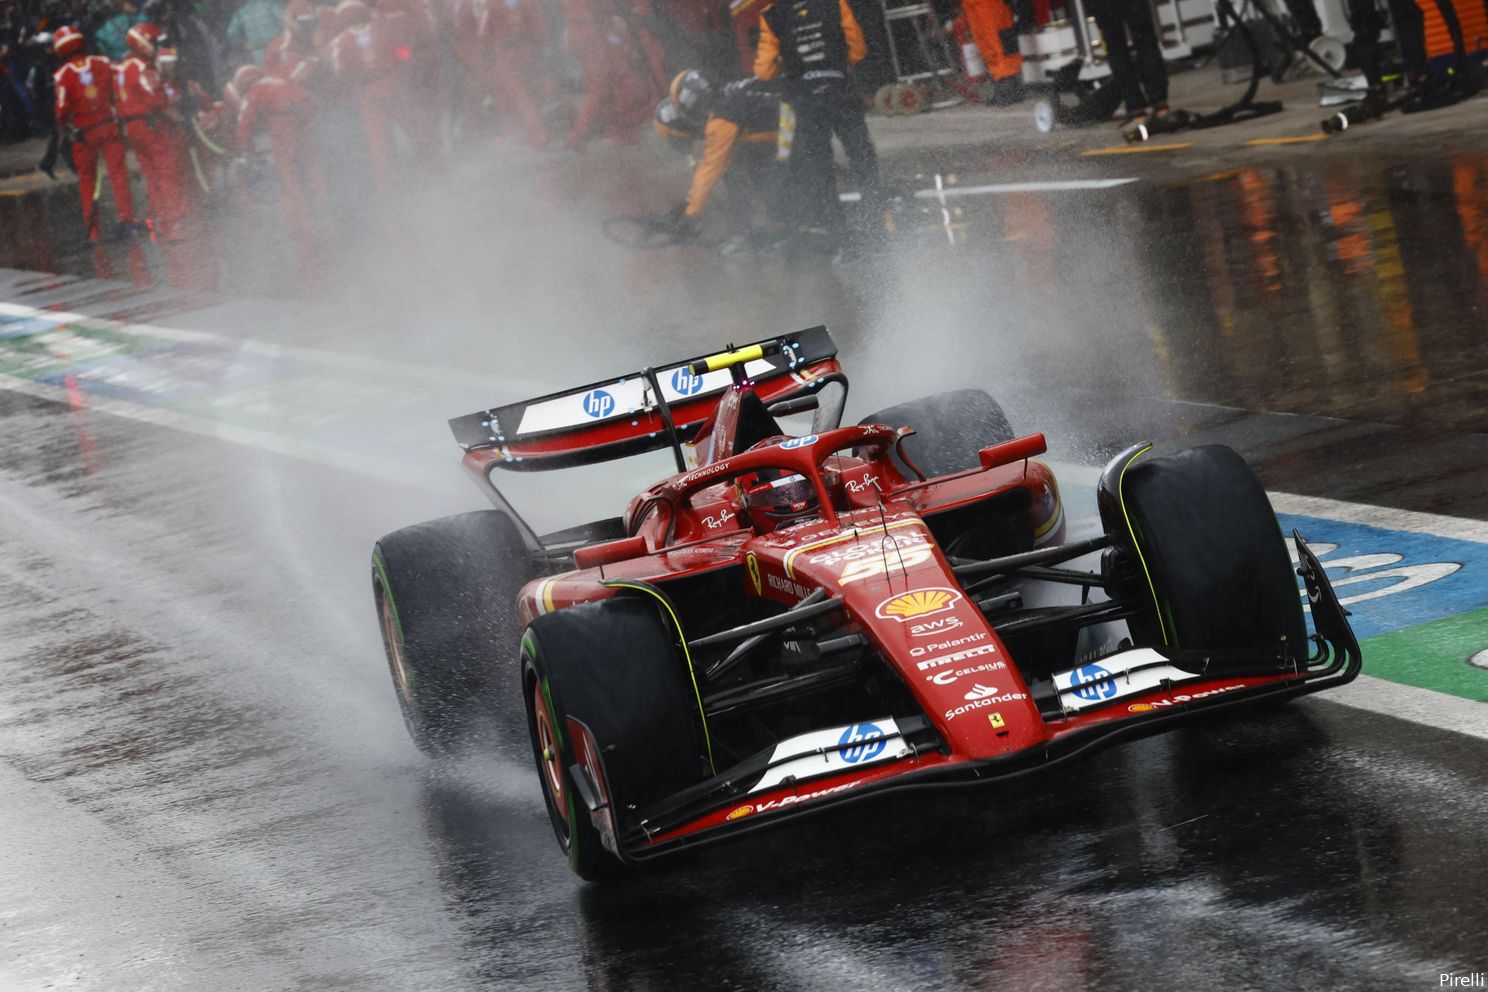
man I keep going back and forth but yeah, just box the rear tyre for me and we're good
[372,510,535,757]
[522,597,709,880]
[858,388,1015,478]
[1098,444,1306,656]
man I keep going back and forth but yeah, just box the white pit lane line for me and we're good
[0,312,1482,739]
[0,300,511,392]
[838,177,1140,202]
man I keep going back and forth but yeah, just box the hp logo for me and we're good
[671,368,705,396]
[838,722,887,764]
[582,389,615,419]
[780,434,818,449]
[1070,664,1116,702]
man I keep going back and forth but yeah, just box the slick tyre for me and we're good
[522,597,709,881]
[372,510,535,757]
[859,388,1015,478]
[1100,444,1306,656]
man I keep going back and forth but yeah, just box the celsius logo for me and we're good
[780,434,818,449]
[838,722,887,763]
[1070,664,1116,701]
[929,660,1006,686]
[671,368,705,396]
[582,389,615,419]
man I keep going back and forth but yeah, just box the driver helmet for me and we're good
[740,437,820,528]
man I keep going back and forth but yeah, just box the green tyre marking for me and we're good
[1115,444,1171,646]
[539,676,564,750]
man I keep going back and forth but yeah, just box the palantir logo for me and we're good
[582,388,615,419]
[671,368,705,396]
[1070,664,1116,702]
[838,722,887,764]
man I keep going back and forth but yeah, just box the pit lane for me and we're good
[3,137,1488,990]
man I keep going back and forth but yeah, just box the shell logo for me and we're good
[726,805,754,821]
[875,587,962,622]
[1128,703,1154,713]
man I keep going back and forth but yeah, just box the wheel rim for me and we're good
[532,679,570,829]
[378,580,415,713]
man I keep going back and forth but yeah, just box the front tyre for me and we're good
[522,596,710,880]
[1099,443,1306,656]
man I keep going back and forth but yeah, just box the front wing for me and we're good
[590,534,1361,862]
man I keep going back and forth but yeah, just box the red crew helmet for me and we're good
[125,22,162,58]
[52,25,85,57]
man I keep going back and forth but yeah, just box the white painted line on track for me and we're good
[0,300,507,392]
[839,178,1139,202]
[1311,675,1488,741]
[0,370,420,483]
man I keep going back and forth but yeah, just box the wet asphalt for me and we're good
[2,128,1488,991]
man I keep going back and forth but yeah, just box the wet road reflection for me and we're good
[419,707,1482,991]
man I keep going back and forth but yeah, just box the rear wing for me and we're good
[449,326,839,471]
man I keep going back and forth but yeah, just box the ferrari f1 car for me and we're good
[372,326,1360,879]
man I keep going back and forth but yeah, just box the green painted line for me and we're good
[1359,607,1488,702]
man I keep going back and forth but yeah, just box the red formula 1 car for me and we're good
[371,327,1361,879]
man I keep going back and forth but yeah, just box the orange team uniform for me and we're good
[962,0,1022,82]
[752,0,865,80]
[682,78,778,221]
[754,0,879,234]
[54,52,137,238]
[115,54,193,238]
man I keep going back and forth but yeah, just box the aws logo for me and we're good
[909,616,964,637]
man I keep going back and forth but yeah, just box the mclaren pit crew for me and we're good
[754,0,881,254]
[653,69,782,251]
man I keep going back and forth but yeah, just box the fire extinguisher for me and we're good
[950,13,987,80]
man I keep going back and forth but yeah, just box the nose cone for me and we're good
[781,517,1047,758]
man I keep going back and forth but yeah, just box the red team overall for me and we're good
[237,67,325,250]
[330,0,417,190]
[52,25,138,240]
[115,24,193,240]
[476,0,550,147]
